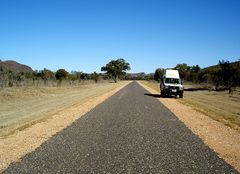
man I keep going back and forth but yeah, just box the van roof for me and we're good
[164,69,180,78]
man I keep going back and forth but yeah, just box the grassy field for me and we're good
[0,81,126,137]
[141,81,240,131]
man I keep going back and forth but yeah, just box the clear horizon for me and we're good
[0,0,239,73]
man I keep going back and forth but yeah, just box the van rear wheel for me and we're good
[161,91,165,97]
[179,93,183,98]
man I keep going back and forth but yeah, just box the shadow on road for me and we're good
[144,93,178,99]
[144,93,161,98]
[185,88,209,91]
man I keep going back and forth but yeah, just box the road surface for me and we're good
[4,81,239,173]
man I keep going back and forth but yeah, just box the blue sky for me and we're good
[0,0,239,73]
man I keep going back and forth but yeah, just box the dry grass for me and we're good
[0,82,127,137]
[141,81,240,131]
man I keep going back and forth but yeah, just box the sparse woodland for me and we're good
[1,59,239,92]
[0,58,134,88]
[153,60,240,93]
[0,68,113,88]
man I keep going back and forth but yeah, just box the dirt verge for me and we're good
[138,81,240,172]
[0,81,130,172]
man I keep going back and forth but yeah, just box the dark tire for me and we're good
[161,90,165,97]
[179,93,183,98]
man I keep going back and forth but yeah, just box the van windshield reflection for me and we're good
[164,78,180,84]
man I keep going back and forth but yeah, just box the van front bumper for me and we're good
[161,88,184,95]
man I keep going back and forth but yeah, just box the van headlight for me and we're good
[179,86,184,90]
[165,86,169,89]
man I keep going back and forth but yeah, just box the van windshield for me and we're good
[165,78,180,84]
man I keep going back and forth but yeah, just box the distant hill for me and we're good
[127,72,146,78]
[0,60,33,73]
[125,72,154,80]
[203,60,240,71]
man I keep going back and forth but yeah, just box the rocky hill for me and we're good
[127,72,146,78]
[0,60,33,73]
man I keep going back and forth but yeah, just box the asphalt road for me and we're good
[4,81,239,174]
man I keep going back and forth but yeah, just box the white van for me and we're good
[160,69,184,98]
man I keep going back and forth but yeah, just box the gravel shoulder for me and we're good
[139,81,240,172]
[0,81,130,172]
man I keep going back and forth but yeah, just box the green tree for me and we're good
[144,73,154,81]
[101,58,130,83]
[190,65,201,73]
[16,72,26,86]
[55,69,68,82]
[217,60,238,93]
[154,68,164,81]
[69,71,82,83]
[31,71,40,86]
[100,73,111,80]
[80,73,90,80]
[40,68,54,86]
[91,71,99,83]
[233,60,240,87]
[189,65,201,82]
[175,63,190,79]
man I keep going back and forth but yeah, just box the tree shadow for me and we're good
[185,88,209,91]
[144,93,161,98]
[144,93,177,98]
